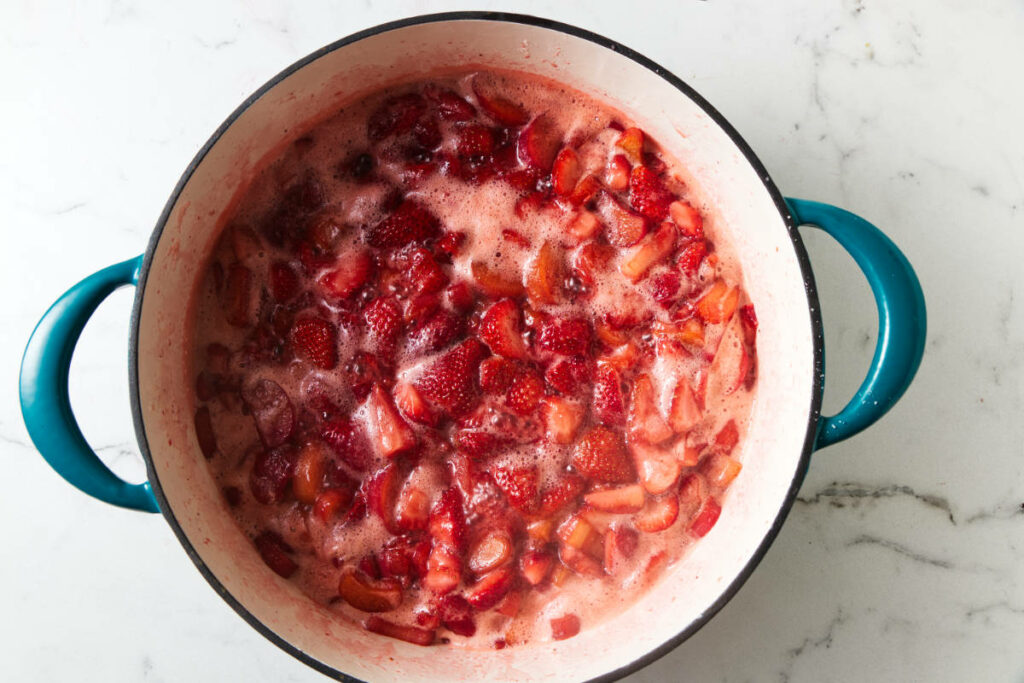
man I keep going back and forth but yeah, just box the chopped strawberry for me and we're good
[366,199,441,248]
[437,230,466,258]
[634,493,680,533]
[424,544,461,596]
[592,364,626,427]
[268,261,299,302]
[550,613,582,641]
[707,317,751,398]
[701,453,743,490]
[472,79,528,126]
[669,199,704,237]
[615,126,644,162]
[605,154,631,191]
[365,384,417,458]
[394,381,439,427]
[338,566,403,612]
[583,483,645,512]
[596,192,648,247]
[520,549,554,586]
[538,473,587,516]
[630,441,682,495]
[517,114,560,169]
[479,356,521,394]
[491,465,539,513]
[453,429,511,459]
[242,379,296,448]
[558,544,605,577]
[647,269,681,308]
[253,530,297,578]
[567,173,602,206]
[320,416,372,471]
[425,85,477,121]
[429,488,467,553]
[468,531,513,574]
[395,486,431,533]
[525,240,563,306]
[677,473,705,522]
[689,498,722,537]
[713,420,740,454]
[404,246,449,294]
[505,371,544,416]
[437,593,476,636]
[313,488,352,522]
[628,374,673,444]
[415,338,487,418]
[289,316,337,369]
[479,299,528,360]
[367,92,427,140]
[470,261,525,298]
[465,566,514,610]
[364,616,435,646]
[364,297,403,351]
[454,123,495,157]
[604,524,639,575]
[319,249,372,299]
[620,221,676,282]
[552,148,582,196]
[572,426,635,483]
[445,281,475,313]
[194,407,217,460]
[568,210,601,242]
[668,378,702,434]
[541,395,585,444]
[696,280,740,324]
[364,463,402,532]
[570,241,616,288]
[249,445,296,504]
[544,356,591,397]
[536,316,591,356]
[739,303,758,345]
[409,308,464,353]
[628,165,674,220]
[677,240,708,274]
[292,441,327,504]
[223,264,252,327]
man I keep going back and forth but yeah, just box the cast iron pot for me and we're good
[19,12,926,683]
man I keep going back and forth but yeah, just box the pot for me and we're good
[18,12,926,682]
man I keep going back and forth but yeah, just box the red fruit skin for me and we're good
[320,417,372,471]
[472,80,528,126]
[364,615,435,646]
[453,429,511,459]
[544,356,592,396]
[552,148,582,196]
[505,371,544,416]
[425,85,477,121]
[365,384,417,459]
[647,270,681,308]
[366,199,441,248]
[438,231,467,259]
[249,446,297,504]
[430,488,467,553]
[536,317,591,356]
[678,241,708,274]
[404,247,449,294]
[479,357,521,394]
[538,474,586,516]
[491,466,539,513]
[367,92,427,140]
[454,123,496,156]
[409,309,464,353]
[572,426,635,483]
[319,250,372,299]
[364,297,403,352]
[550,614,581,641]
[269,261,299,302]
[445,281,475,312]
[689,499,722,537]
[253,531,297,578]
[713,420,740,454]
[414,338,487,418]
[478,299,528,360]
[517,115,560,170]
[437,594,477,637]
[592,364,626,427]
[290,317,338,369]
[241,379,296,448]
[465,567,514,610]
[628,165,674,220]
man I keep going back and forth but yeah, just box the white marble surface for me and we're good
[2,1,1022,681]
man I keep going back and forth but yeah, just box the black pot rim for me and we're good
[128,11,823,683]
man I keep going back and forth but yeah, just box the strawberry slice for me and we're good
[628,165,674,220]
[268,261,299,302]
[550,614,582,641]
[605,154,631,191]
[620,220,676,282]
[470,261,525,298]
[647,270,681,308]
[403,246,449,294]
[572,426,635,483]
[596,192,647,247]
[701,454,743,490]
[437,593,476,636]
[468,531,513,574]
[365,384,416,458]
[567,174,602,206]
[517,114,560,169]
[740,303,758,346]
[479,299,528,360]
[491,465,539,513]
[415,338,487,418]
[695,280,740,324]
[541,396,585,444]
[604,524,639,575]
[367,92,426,140]
[713,419,740,455]
[627,374,673,444]
[677,473,706,523]
[536,316,591,356]
[592,363,626,427]
[223,264,252,327]
[465,567,514,610]
[364,463,402,532]
[408,308,464,354]
[559,544,605,578]
[689,498,722,537]
[321,417,372,471]
[424,544,461,596]
[366,199,441,248]
[319,249,372,299]
[453,429,511,459]
[634,493,680,532]
[241,379,295,448]
[249,446,296,504]
[505,371,544,416]
[479,356,520,394]
[454,123,496,156]
[707,317,751,398]
[313,488,352,522]
[544,356,592,397]
[425,85,477,121]
[538,474,586,516]
[438,230,467,258]
[290,316,337,369]
[669,199,704,238]
[677,240,708,275]
[338,566,403,612]
[583,483,645,512]
[253,531,297,578]
[629,442,681,495]
[395,486,431,533]
[552,148,582,196]
[429,488,467,552]
[364,615,435,646]
[570,240,616,288]
[568,210,601,241]
[525,240,563,306]
[472,79,528,125]
[364,297,403,352]
[615,127,644,162]
[394,381,439,427]
[520,550,554,586]
[292,441,327,504]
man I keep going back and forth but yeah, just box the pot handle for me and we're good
[785,198,926,450]
[19,255,159,512]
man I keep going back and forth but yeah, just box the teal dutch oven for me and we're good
[18,12,925,683]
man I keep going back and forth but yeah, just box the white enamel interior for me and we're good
[134,18,816,683]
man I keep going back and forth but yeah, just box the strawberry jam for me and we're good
[191,70,757,647]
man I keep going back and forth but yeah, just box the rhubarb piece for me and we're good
[468,531,513,574]
[689,498,722,538]
[701,454,743,490]
[583,483,645,513]
[568,210,601,241]
[364,616,435,646]
[338,567,403,612]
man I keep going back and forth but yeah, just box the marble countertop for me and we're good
[2,1,1022,681]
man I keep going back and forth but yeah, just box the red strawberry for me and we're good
[552,148,582,196]
[678,240,708,275]
[249,445,297,504]
[479,356,521,394]
[517,114,560,169]
[253,531,297,578]
[367,92,427,140]
[628,165,673,220]
[544,356,592,396]
[424,85,477,121]
[596,192,647,247]
[320,417,372,471]
[364,463,403,532]
[445,281,475,312]
[430,487,467,552]
[538,473,586,516]
[269,261,299,302]
[465,566,514,610]
[550,614,581,641]
[415,338,487,417]
[241,379,296,448]
[470,261,525,298]
[669,199,704,238]
[437,231,466,258]
[491,466,539,513]
[290,316,337,369]
[403,247,448,294]
[394,382,439,427]
[605,154,631,191]
[453,429,510,459]
[472,79,528,126]
[635,493,680,532]
[505,371,544,416]
[520,550,554,586]
[536,316,591,356]
[437,593,476,637]
[364,615,435,646]
[364,297,403,351]
[604,525,639,574]
[319,249,372,299]
[647,270,681,308]
[454,123,495,157]
[313,488,353,522]
[479,299,528,360]
[365,384,417,459]
[366,199,441,249]
[572,426,635,483]
[222,264,252,327]
[567,174,602,206]
[409,309,464,353]
[615,126,644,162]
[592,364,626,427]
